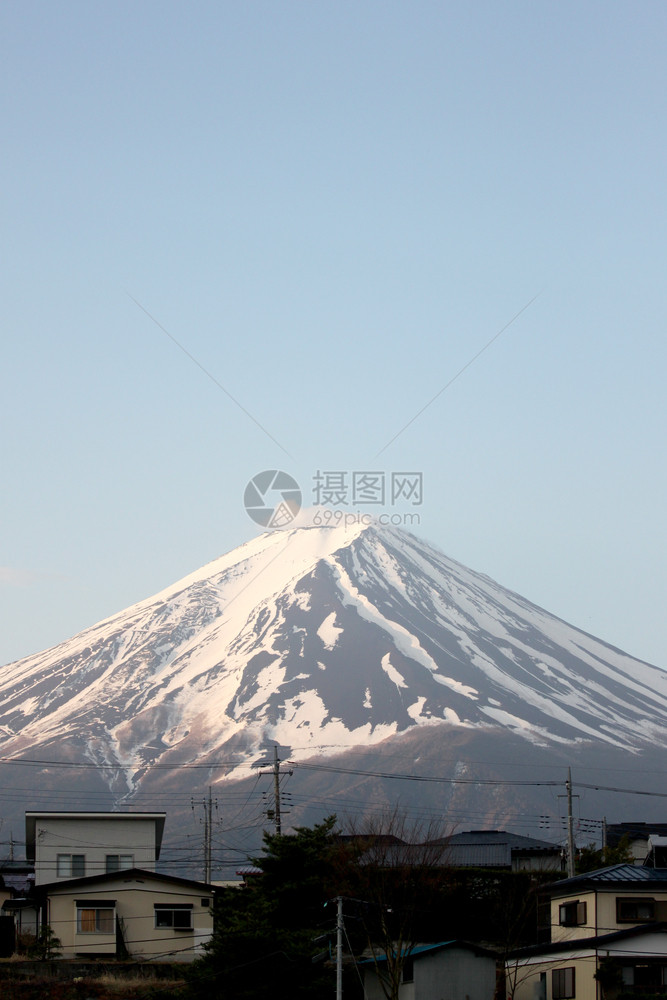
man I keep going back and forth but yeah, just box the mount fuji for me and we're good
[1,520,666,841]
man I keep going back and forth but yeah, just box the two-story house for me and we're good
[23,811,216,962]
[506,860,667,1000]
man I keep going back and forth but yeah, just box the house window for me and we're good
[57,854,85,877]
[616,897,655,922]
[552,967,575,999]
[76,907,115,933]
[624,964,667,988]
[154,904,193,930]
[559,901,587,927]
[105,854,133,873]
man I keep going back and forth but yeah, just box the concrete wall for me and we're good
[33,817,158,885]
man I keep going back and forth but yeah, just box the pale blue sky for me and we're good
[2,1,665,669]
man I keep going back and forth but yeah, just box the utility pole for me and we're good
[336,896,344,1000]
[257,745,293,836]
[272,745,282,836]
[566,768,576,878]
[192,786,217,882]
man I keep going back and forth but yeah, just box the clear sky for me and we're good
[2,1,665,671]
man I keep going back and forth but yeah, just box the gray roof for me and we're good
[550,864,667,895]
[36,866,217,895]
[445,844,512,867]
[442,830,560,852]
[426,830,561,866]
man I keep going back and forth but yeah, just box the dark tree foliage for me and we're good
[186,816,350,1000]
[576,835,633,873]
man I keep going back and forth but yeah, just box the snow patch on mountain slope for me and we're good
[317,613,343,650]
[381,654,408,689]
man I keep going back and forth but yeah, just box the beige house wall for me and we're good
[33,817,158,885]
[46,876,214,962]
[551,889,667,944]
[550,891,597,942]
[508,952,598,1000]
[596,889,667,934]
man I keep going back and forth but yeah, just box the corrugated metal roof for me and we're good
[446,830,559,851]
[435,830,560,853]
[446,844,512,867]
[551,864,667,892]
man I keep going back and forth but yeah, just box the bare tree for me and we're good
[341,808,453,1000]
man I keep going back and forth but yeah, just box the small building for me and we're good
[430,830,563,872]
[362,941,497,1000]
[25,811,166,885]
[37,868,216,962]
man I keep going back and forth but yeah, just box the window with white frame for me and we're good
[76,900,115,934]
[552,967,575,999]
[105,854,133,873]
[57,853,85,877]
[154,903,193,930]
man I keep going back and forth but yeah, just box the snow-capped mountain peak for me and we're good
[1,521,665,798]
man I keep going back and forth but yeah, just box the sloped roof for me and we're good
[359,940,498,964]
[35,867,217,896]
[426,830,560,867]
[549,864,667,896]
[508,921,667,959]
[432,830,560,852]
